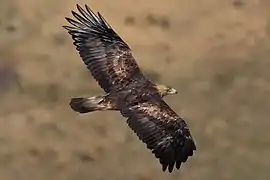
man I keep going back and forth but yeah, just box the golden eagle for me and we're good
[63,4,196,173]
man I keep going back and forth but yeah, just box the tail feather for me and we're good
[69,95,111,113]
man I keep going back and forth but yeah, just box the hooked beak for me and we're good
[168,88,178,94]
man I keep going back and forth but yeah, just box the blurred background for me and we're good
[0,0,270,179]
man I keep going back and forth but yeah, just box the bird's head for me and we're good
[155,84,178,97]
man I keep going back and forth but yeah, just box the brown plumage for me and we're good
[63,4,196,173]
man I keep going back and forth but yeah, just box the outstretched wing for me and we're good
[120,94,196,173]
[63,4,146,93]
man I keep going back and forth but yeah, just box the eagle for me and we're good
[63,4,196,173]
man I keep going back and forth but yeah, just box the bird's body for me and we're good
[64,4,196,173]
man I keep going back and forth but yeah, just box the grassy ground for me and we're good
[0,0,270,179]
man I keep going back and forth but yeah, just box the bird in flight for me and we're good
[63,4,196,173]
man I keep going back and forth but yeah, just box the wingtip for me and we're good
[64,17,70,22]
[158,136,196,173]
[161,164,174,173]
[75,3,84,10]
[62,25,72,31]
[71,10,77,17]
[176,161,182,169]
[65,17,73,23]
[168,165,174,173]
[162,164,167,172]
[84,4,96,17]
[76,4,85,14]
[85,4,91,11]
